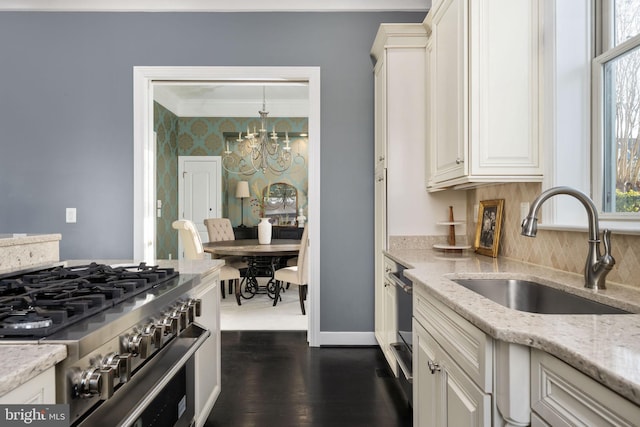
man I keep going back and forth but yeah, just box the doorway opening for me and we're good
[133,66,321,346]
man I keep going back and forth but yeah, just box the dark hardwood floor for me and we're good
[205,331,412,427]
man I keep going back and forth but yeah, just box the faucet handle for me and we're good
[603,229,612,253]
[601,229,615,267]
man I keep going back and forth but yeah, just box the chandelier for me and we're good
[222,88,292,176]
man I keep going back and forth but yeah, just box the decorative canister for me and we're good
[258,218,272,244]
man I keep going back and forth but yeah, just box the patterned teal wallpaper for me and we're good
[154,102,308,258]
[154,102,179,259]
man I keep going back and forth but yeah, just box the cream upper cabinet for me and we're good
[425,0,543,190]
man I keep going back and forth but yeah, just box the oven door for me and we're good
[75,324,210,427]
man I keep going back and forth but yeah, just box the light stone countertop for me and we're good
[386,248,640,406]
[0,345,67,397]
[0,234,61,247]
[0,258,224,397]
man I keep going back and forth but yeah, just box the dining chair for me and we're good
[204,218,248,298]
[273,225,309,314]
[204,218,236,242]
[172,219,242,305]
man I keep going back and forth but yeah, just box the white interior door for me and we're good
[178,156,222,259]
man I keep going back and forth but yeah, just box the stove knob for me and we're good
[188,298,202,317]
[80,367,114,400]
[161,314,177,335]
[149,323,164,348]
[142,323,161,349]
[179,302,194,325]
[79,367,101,398]
[170,308,186,332]
[127,332,151,359]
[103,353,131,383]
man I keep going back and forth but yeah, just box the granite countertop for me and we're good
[0,234,62,247]
[386,248,640,406]
[0,345,67,397]
[0,258,224,397]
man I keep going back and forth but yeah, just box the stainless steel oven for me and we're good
[75,323,209,427]
[385,259,413,406]
[0,262,214,427]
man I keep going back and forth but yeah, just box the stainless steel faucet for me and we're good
[521,186,615,290]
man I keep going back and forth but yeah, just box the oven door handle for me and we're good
[76,324,210,427]
[388,273,412,294]
[390,342,413,383]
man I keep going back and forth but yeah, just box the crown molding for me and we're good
[0,0,430,12]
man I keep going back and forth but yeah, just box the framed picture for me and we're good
[474,199,504,257]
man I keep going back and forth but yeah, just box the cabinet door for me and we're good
[442,352,491,427]
[430,0,466,183]
[0,367,55,404]
[531,349,640,426]
[414,320,491,427]
[192,275,221,427]
[468,0,541,177]
[374,55,387,170]
[274,227,303,240]
[383,276,397,369]
[374,168,387,355]
[414,320,442,427]
[233,227,257,240]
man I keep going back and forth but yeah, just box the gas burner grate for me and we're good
[0,262,178,338]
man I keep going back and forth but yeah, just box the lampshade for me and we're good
[235,181,250,198]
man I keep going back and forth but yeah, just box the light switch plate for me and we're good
[66,208,77,223]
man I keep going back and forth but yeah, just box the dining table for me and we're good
[203,239,301,304]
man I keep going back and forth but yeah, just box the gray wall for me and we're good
[0,11,426,332]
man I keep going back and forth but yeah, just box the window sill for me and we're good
[538,221,640,236]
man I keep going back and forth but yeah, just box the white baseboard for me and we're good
[319,331,378,346]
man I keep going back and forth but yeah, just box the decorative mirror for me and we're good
[264,182,298,226]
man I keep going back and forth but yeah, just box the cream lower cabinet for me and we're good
[413,285,533,427]
[531,349,640,426]
[0,367,55,404]
[413,286,493,427]
[191,272,221,427]
[413,280,640,426]
[414,320,491,427]
[375,255,398,376]
[425,0,543,190]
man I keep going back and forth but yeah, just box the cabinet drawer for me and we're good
[414,285,492,392]
[531,349,640,426]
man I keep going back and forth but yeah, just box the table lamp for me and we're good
[235,181,250,228]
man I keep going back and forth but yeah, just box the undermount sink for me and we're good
[452,278,631,315]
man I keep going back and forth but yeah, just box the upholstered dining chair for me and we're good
[172,219,242,305]
[204,218,236,242]
[203,218,248,298]
[273,225,309,314]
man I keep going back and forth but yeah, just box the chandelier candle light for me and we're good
[222,87,293,176]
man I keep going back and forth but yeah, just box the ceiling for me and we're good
[1,0,430,12]
[154,83,309,118]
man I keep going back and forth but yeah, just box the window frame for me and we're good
[591,0,640,228]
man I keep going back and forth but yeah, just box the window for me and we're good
[594,0,640,216]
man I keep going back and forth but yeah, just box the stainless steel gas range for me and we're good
[0,261,221,427]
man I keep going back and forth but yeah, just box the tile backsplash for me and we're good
[467,182,640,288]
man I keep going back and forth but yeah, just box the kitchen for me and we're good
[1,1,640,426]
